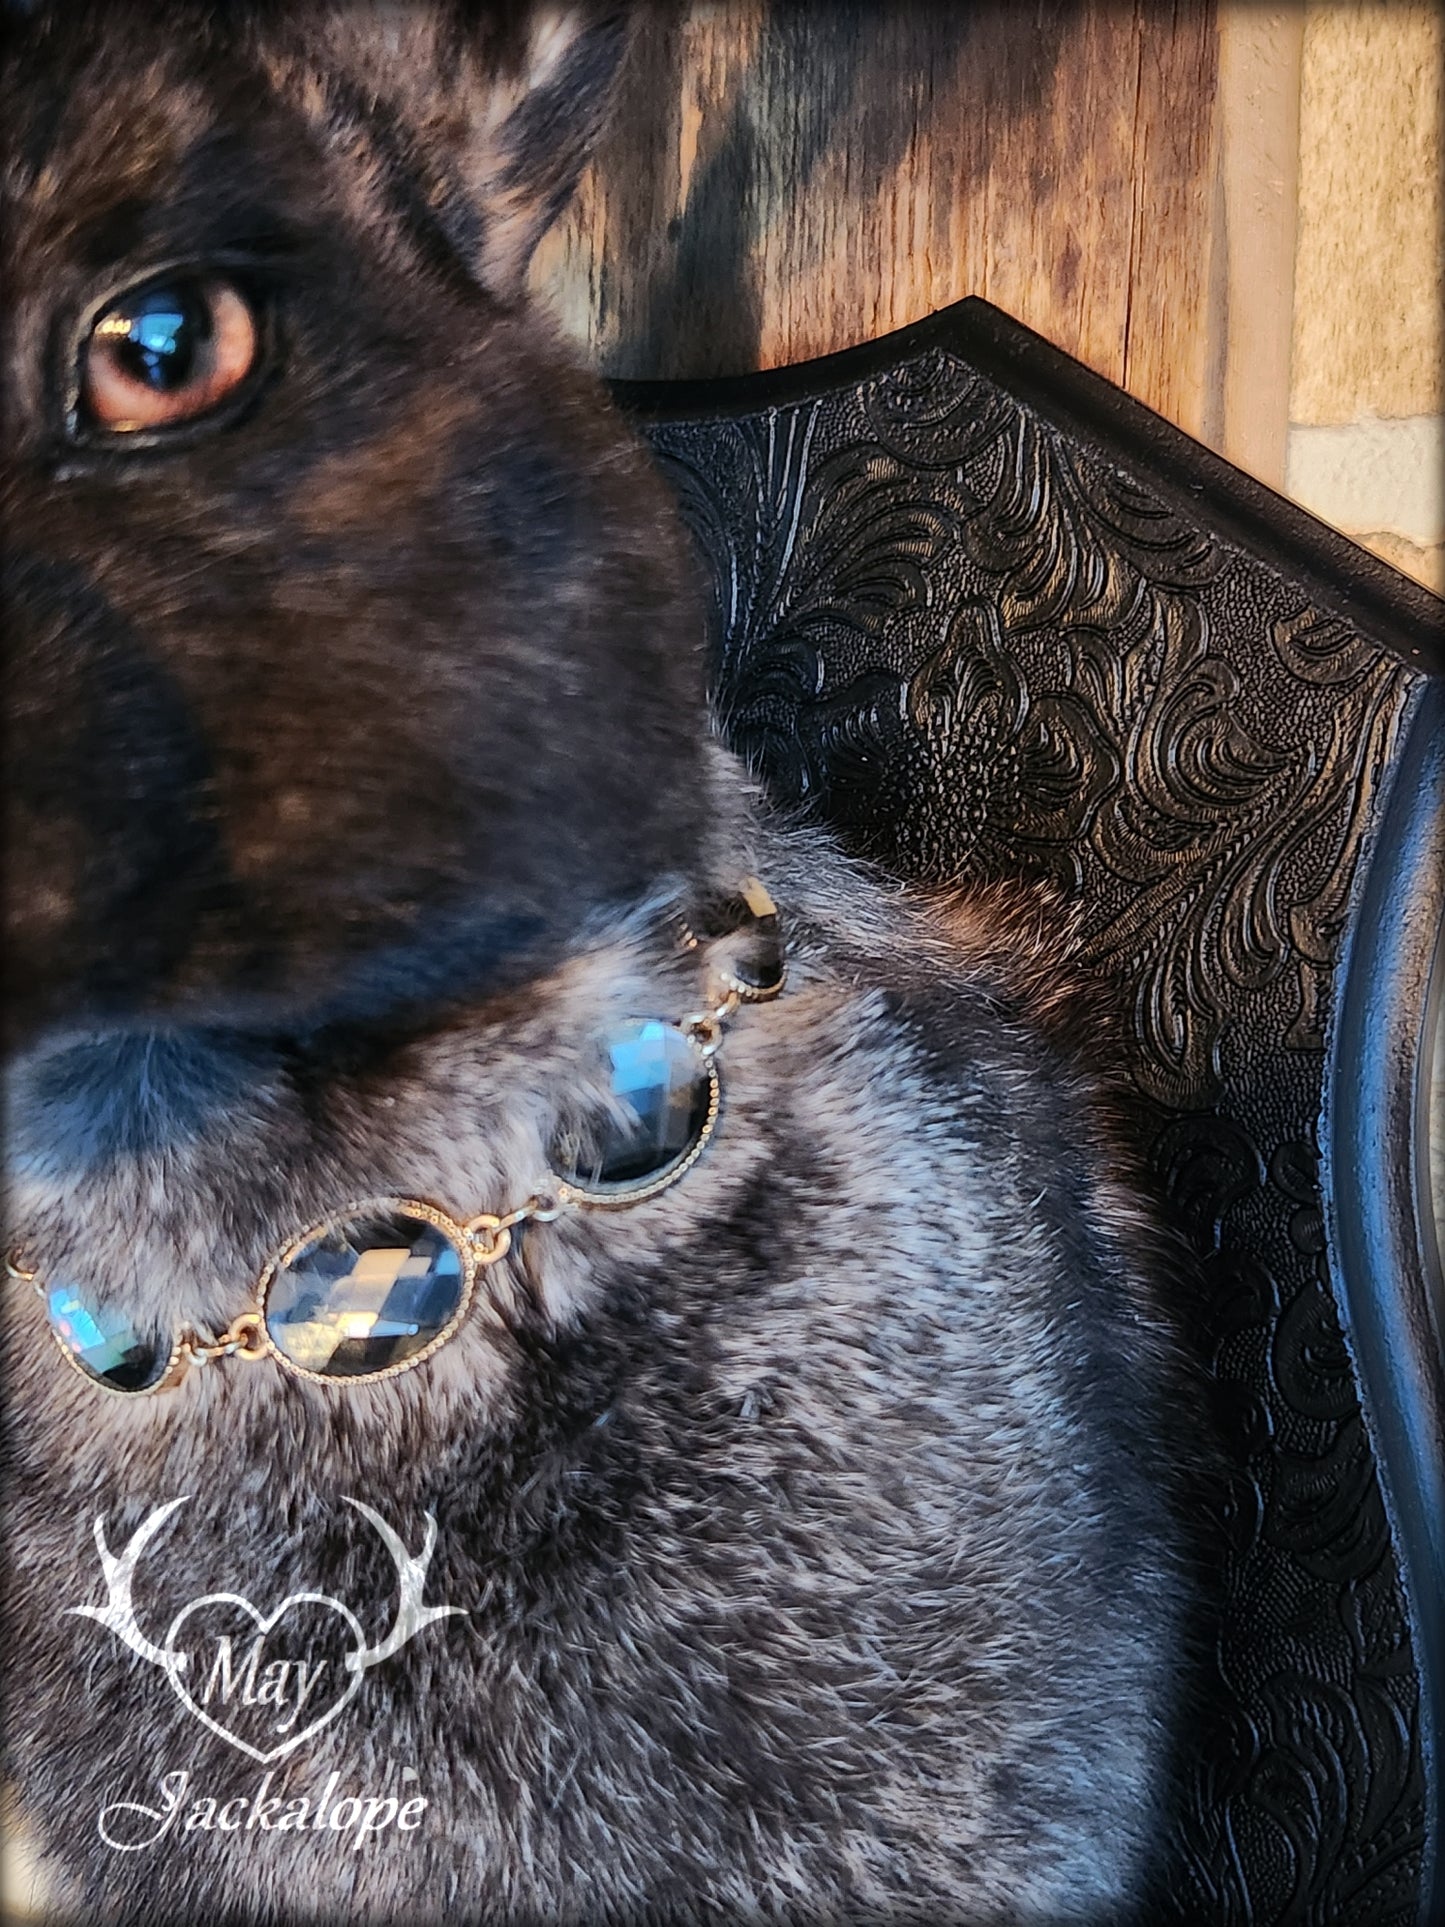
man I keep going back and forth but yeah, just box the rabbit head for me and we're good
[1,1,712,1060]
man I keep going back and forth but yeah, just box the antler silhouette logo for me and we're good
[67,1498,466,1764]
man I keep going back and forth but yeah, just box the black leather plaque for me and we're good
[618,299,1445,1926]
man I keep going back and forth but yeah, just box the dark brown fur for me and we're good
[3,7,1209,1922]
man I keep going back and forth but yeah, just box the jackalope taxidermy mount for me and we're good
[4,4,1211,1922]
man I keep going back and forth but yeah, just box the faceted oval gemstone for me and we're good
[263,1211,467,1380]
[552,1019,716,1197]
[46,1283,175,1394]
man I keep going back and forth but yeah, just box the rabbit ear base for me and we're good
[464,3,636,296]
[275,1,635,299]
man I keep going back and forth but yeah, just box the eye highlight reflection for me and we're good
[81,275,259,433]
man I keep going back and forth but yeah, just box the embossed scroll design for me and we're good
[651,353,1410,1110]
[638,346,1425,1925]
[1153,1114,1424,1925]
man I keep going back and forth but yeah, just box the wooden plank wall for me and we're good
[531,0,1222,440]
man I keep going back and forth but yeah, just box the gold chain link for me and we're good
[184,1310,267,1365]
[682,984,744,1058]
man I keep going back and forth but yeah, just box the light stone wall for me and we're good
[1286,1,1443,591]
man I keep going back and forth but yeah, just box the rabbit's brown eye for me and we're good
[82,277,258,433]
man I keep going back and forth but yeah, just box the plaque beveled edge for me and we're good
[1324,679,1445,1918]
[613,294,1445,680]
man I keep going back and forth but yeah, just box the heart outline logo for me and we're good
[163,1591,367,1765]
[66,1497,467,1763]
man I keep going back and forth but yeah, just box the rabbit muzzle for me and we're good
[1,71,711,1057]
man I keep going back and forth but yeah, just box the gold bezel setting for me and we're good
[553,1049,721,1210]
[256,1196,487,1389]
[46,1309,191,1399]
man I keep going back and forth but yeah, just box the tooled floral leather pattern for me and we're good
[636,346,1425,1925]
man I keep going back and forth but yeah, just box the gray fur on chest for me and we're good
[7,826,1189,1925]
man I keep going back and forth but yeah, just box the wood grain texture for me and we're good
[1212,1,1304,489]
[531,0,1221,438]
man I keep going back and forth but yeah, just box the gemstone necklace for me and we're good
[8,882,784,1400]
